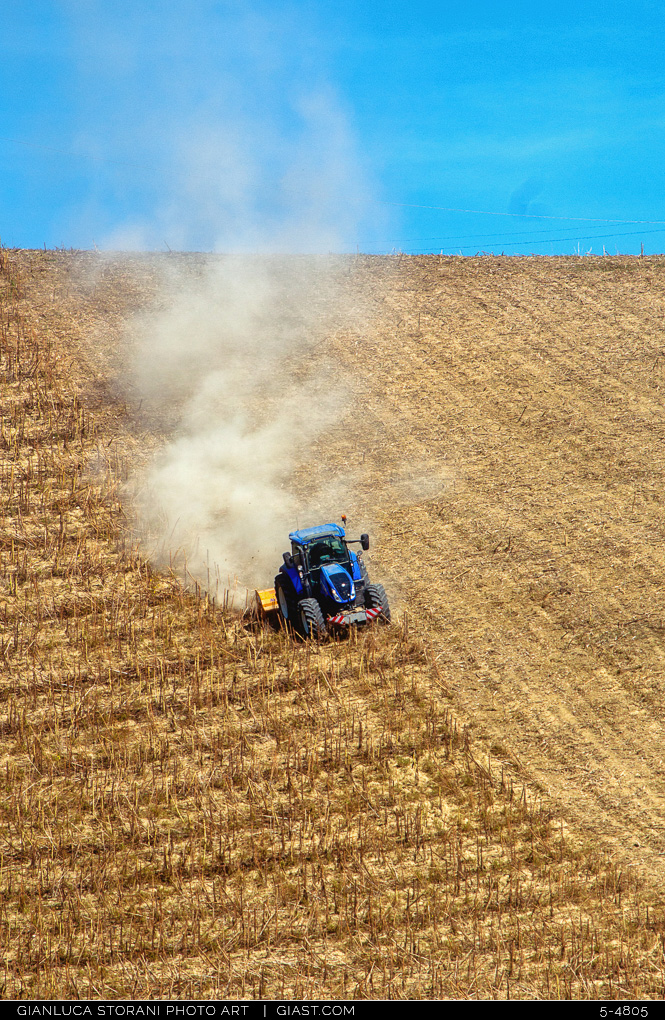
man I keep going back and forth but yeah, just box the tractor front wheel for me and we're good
[365,583,391,622]
[298,598,327,640]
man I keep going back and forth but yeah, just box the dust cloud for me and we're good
[88,17,384,598]
[126,253,368,597]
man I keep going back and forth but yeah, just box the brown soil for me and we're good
[3,248,665,1000]
[348,254,665,879]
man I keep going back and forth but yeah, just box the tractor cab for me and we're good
[287,525,355,603]
[301,534,350,571]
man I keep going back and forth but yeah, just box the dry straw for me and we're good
[2,249,665,999]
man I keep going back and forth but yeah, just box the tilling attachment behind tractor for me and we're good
[255,522,390,640]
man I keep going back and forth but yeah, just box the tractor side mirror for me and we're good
[360,534,370,551]
[283,552,294,569]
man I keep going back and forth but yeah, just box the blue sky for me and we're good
[1,1,664,254]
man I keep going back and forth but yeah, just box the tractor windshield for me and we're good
[306,536,349,569]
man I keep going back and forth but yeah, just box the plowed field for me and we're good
[3,249,665,999]
[352,254,665,875]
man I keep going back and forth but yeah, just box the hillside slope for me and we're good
[2,249,665,1000]
[346,255,665,876]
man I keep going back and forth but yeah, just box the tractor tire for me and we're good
[275,575,298,630]
[365,583,391,622]
[298,598,328,641]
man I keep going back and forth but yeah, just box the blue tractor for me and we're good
[256,522,390,639]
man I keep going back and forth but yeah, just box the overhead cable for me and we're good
[386,201,665,226]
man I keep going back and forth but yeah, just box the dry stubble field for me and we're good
[2,248,665,999]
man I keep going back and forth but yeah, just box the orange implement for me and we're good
[255,587,278,615]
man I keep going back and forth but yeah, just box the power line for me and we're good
[2,132,664,242]
[386,201,665,226]
[391,225,665,254]
[362,220,665,246]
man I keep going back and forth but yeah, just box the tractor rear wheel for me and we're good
[275,576,298,630]
[365,583,391,622]
[298,598,327,640]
